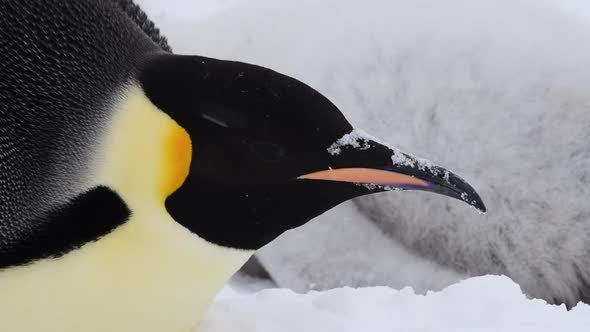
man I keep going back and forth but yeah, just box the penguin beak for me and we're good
[298,136,486,213]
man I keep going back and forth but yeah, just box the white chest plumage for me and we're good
[0,210,251,332]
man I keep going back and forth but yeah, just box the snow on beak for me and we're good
[298,129,486,213]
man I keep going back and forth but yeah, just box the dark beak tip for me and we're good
[465,192,487,214]
[474,199,487,214]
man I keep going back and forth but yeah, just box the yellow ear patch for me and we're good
[92,85,193,206]
[160,123,192,199]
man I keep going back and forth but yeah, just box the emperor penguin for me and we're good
[0,0,485,331]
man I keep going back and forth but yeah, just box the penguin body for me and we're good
[0,2,250,330]
[0,1,484,331]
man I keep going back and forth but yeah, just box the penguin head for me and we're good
[136,54,485,250]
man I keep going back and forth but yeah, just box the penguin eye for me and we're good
[244,139,286,162]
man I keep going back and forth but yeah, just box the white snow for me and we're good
[201,276,590,332]
[390,150,417,168]
[327,129,445,178]
[327,129,373,156]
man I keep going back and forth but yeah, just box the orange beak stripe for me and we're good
[298,168,429,188]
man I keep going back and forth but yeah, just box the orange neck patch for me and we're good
[160,124,192,200]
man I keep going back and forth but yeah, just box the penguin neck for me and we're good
[1,83,257,331]
[86,80,256,289]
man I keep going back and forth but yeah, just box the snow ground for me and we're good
[136,0,590,330]
[203,276,590,332]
